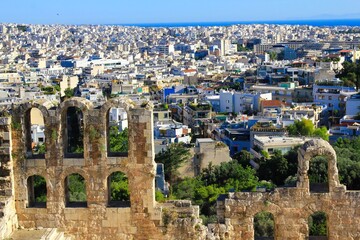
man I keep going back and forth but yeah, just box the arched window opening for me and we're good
[308,211,328,239]
[107,108,128,157]
[108,171,130,207]
[27,175,46,208]
[65,173,87,207]
[309,155,329,193]
[254,211,275,240]
[25,108,46,159]
[64,107,84,158]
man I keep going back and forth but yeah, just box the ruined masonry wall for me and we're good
[4,98,206,240]
[217,139,360,240]
[3,97,360,240]
[0,117,18,239]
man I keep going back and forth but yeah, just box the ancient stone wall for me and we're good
[4,98,205,240]
[0,117,18,239]
[217,139,360,240]
[2,97,360,240]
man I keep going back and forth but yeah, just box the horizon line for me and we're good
[2,17,360,26]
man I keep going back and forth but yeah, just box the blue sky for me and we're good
[1,0,360,25]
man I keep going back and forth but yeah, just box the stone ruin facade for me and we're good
[0,97,359,240]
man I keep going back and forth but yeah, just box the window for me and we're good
[27,175,46,208]
[108,171,130,207]
[107,108,129,157]
[64,107,84,158]
[65,173,87,207]
[254,211,275,239]
[308,212,327,238]
[25,108,45,159]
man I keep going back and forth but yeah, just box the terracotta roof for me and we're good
[261,100,284,108]
[183,69,197,73]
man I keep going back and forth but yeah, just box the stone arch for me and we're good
[296,139,342,192]
[26,174,47,208]
[58,98,92,158]
[16,100,53,159]
[100,97,134,157]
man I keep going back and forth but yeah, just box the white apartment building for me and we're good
[346,93,360,116]
[313,80,356,111]
[108,108,128,131]
[219,90,272,113]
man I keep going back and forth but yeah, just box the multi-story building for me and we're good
[313,79,356,112]
[252,135,312,157]
[346,93,360,116]
[183,102,212,133]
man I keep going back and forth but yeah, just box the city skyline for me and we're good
[2,0,360,25]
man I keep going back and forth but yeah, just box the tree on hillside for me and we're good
[257,150,289,186]
[155,143,191,184]
[336,61,360,89]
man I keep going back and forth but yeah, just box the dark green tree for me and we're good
[64,87,75,98]
[110,172,129,201]
[155,143,191,184]
[33,175,47,202]
[308,156,328,184]
[336,61,360,89]
[257,150,289,186]
[109,126,129,152]
[309,212,327,236]
[67,173,86,202]
[254,211,275,237]
[232,150,252,168]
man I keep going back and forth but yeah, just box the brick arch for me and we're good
[296,139,343,192]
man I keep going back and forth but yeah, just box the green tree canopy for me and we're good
[254,211,275,237]
[64,87,75,98]
[155,143,191,184]
[109,126,129,152]
[287,118,329,141]
[336,61,360,89]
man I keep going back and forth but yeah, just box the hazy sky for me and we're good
[2,0,360,25]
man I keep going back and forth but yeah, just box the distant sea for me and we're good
[116,19,360,27]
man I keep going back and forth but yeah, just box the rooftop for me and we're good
[254,135,313,147]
